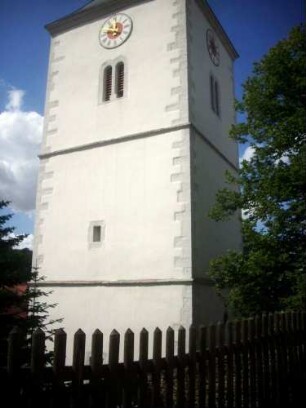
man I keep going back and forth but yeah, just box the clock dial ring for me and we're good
[99,13,133,49]
[206,28,220,66]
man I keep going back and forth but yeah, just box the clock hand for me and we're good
[102,26,119,34]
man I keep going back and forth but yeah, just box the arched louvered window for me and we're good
[116,62,124,98]
[210,74,220,117]
[210,74,215,112]
[103,65,113,101]
[215,80,220,116]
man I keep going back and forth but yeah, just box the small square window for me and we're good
[93,225,101,242]
[89,220,105,248]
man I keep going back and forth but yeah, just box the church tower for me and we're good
[33,0,240,358]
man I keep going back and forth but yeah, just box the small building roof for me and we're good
[80,0,114,10]
[45,0,148,36]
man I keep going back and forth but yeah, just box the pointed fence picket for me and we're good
[165,327,174,407]
[199,325,207,407]
[1,311,305,408]
[188,325,197,408]
[139,327,149,407]
[226,320,234,408]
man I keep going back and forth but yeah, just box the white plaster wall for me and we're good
[33,0,241,349]
[187,0,238,166]
[47,284,192,363]
[33,0,194,344]
[184,0,241,279]
[191,131,241,278]
[34,128,192,281]
[42,0,188,155]
[192,283,226,326]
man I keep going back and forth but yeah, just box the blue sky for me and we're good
[0,0,304,245]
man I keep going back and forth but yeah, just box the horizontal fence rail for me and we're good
[0,311,305,408]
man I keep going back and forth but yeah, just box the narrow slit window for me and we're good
[93,225,101,242]
[104,66,113,101]
[215,80,220,116]
[210,74,215,112]
[116,62,124,98]
[210,74,220,117]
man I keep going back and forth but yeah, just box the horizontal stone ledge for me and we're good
[39,123,190,160]
[38,122,238,172]
[30,277,214,287]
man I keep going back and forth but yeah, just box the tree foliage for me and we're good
[0,200,61,365]
[209,25,306,317]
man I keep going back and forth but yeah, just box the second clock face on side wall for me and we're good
[206,28,220,66]
[99,13,133,49]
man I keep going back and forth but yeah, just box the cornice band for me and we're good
[40,122,239,172]
[30,277,215,287]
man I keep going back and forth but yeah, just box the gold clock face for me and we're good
[206,28,220,66]
[99,13,133,49]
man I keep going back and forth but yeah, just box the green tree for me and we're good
[0,200,61,365]
[209,25,306,317]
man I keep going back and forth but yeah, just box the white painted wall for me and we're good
[35,129,192,281]
[191,131,242,278]
[42,0,188,156]
[187,0,238,166]
[47,284,192,363]
[186,0,241,279]
[33,0,241,350]
[192,283,226,326]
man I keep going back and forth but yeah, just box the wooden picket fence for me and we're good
[0,311,305,408]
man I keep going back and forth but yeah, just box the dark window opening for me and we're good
[210,74,215,112]
[93,225,101,242]
[210,74,220,117]
[104,66,113,101]
[116,62,125,98]
[215,80,220,116]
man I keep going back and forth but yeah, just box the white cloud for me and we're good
[241,209,249,220]
[5,89,25,111]
[240,145,255,164]
[240,145,290,167]
[275,154,290,165]
[17,233,34,250]
[239,147,255,221]
[0,89,43,212]
[8,232,34,250]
